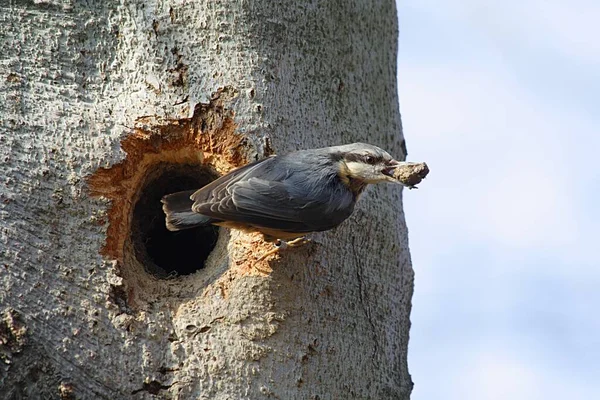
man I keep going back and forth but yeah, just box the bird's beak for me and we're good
[382,160,402,179]
[384,161,430,188]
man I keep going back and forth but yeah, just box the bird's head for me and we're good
[334,143,403,185]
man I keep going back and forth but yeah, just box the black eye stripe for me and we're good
[345,153,383,164]
[362,154,382,164]
[343,153,360,163]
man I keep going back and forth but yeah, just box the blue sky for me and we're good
[396,1,600,399]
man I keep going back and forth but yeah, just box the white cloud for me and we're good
[400,62,584,251]
[397,4,600,400]
[463,352,543,400]
[411,337,600,400]
[401,0,600,66]
[456,348,599,400]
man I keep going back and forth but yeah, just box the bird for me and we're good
[161,143,412,253]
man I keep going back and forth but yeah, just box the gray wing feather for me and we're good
[190,157,274,206]
[231,179,300,222]
[190,157,355,233]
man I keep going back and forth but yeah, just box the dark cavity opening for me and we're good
[131,163,219,278]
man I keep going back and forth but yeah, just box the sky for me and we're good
[396,1,600,399]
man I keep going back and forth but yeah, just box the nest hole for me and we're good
[131,163,219,278]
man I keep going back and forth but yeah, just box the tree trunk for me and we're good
[0,0,413,399]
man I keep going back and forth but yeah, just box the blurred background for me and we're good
[396,1,599,399]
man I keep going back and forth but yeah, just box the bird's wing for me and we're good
[192,174,354,233]
[190,157,275,205]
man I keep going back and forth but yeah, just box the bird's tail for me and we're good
[161,190,213,231]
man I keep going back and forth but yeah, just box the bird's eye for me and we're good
[365,155,374,164]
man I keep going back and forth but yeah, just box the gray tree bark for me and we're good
[0,0,413,399]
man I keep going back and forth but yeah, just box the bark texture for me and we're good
[0,0,413,399]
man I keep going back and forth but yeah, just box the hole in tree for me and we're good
[131,163,219,278]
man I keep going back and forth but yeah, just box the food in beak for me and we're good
[388,162,429,189]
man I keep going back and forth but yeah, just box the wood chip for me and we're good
[392,162,429,189]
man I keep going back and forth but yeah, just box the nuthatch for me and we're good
[162,143,422,249]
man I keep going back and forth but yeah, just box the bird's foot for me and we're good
[257,237,310,261]
[278,237,311,249]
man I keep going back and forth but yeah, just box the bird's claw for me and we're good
[281,237,311,248]
[257,237,310,262]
